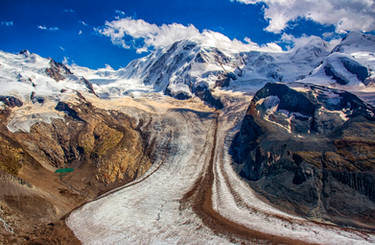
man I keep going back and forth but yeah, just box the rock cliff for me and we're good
[231,82,375,230]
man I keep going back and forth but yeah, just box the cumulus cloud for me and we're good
[280,33,341,51]
[37,25,59,31]
[97,17,282,53]
[1,21,14,26]
[232,0,375,33]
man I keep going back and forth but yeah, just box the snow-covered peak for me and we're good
[233,37,330,90]
[70,39,241,101]
[299,32,375,89]
[289,36,330,62]
[68,32,375,100]
[0,50,96,103]
[333,32,375,54]
[1,32,374,108]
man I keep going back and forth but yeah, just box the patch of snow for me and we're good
[6,102,64,133]
[262,95,280,110]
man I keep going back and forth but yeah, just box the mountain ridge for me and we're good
[1,32,374,109]
[1,31,375,244]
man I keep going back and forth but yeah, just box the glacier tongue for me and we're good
[67,99,229,245]
[67,94,375,245]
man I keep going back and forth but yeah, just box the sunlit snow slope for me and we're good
[70,32,375,99]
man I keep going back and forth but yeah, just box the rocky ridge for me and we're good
[231,82,375,230]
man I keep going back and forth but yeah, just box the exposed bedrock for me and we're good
[45,59,73,81]
[0,96,23,107]
[192,85,224,109]
[231,82,375,230]
[0,95,153,244]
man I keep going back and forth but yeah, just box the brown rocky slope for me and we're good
[0,93,152,244]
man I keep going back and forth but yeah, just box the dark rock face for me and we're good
[164,87,191,100]
[340,57,369,82]
[215,72,236,88]
[19,50,31,57]
[194,52,206,63]
[0,96,23,107]
[30,92,44,104]
[253,83,316,116]
[324,56,369,85]
[193,85,224,109]
[324,63,350,85]
[55,102,84,122]
[80,77,97,96]
[231,82,375,230]
[45,59,72,81]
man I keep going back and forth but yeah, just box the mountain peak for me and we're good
[333,31,375,54]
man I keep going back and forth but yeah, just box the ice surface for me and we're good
[67,104,232,244]
[67,95,375,244]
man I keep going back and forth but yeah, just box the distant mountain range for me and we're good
[1,32,374,108]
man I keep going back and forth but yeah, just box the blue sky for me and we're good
[0,0,373,69]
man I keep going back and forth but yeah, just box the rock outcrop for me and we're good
[231,82,375,230]
[45,59,73,81]
[0,96,23,107]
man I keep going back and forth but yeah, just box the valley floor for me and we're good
[67,93,375,245]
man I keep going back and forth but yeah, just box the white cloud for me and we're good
[232,0,375,33]
[1,21,14,26]
[63,9,75,13]
[37,25,59,31]
[97,17,282,53]
[78,30,83,35]
[115,10,125,15]
[59,46,65,51]
[280,33,341,51]
[79,20,88,26]
[322,32,334,39]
